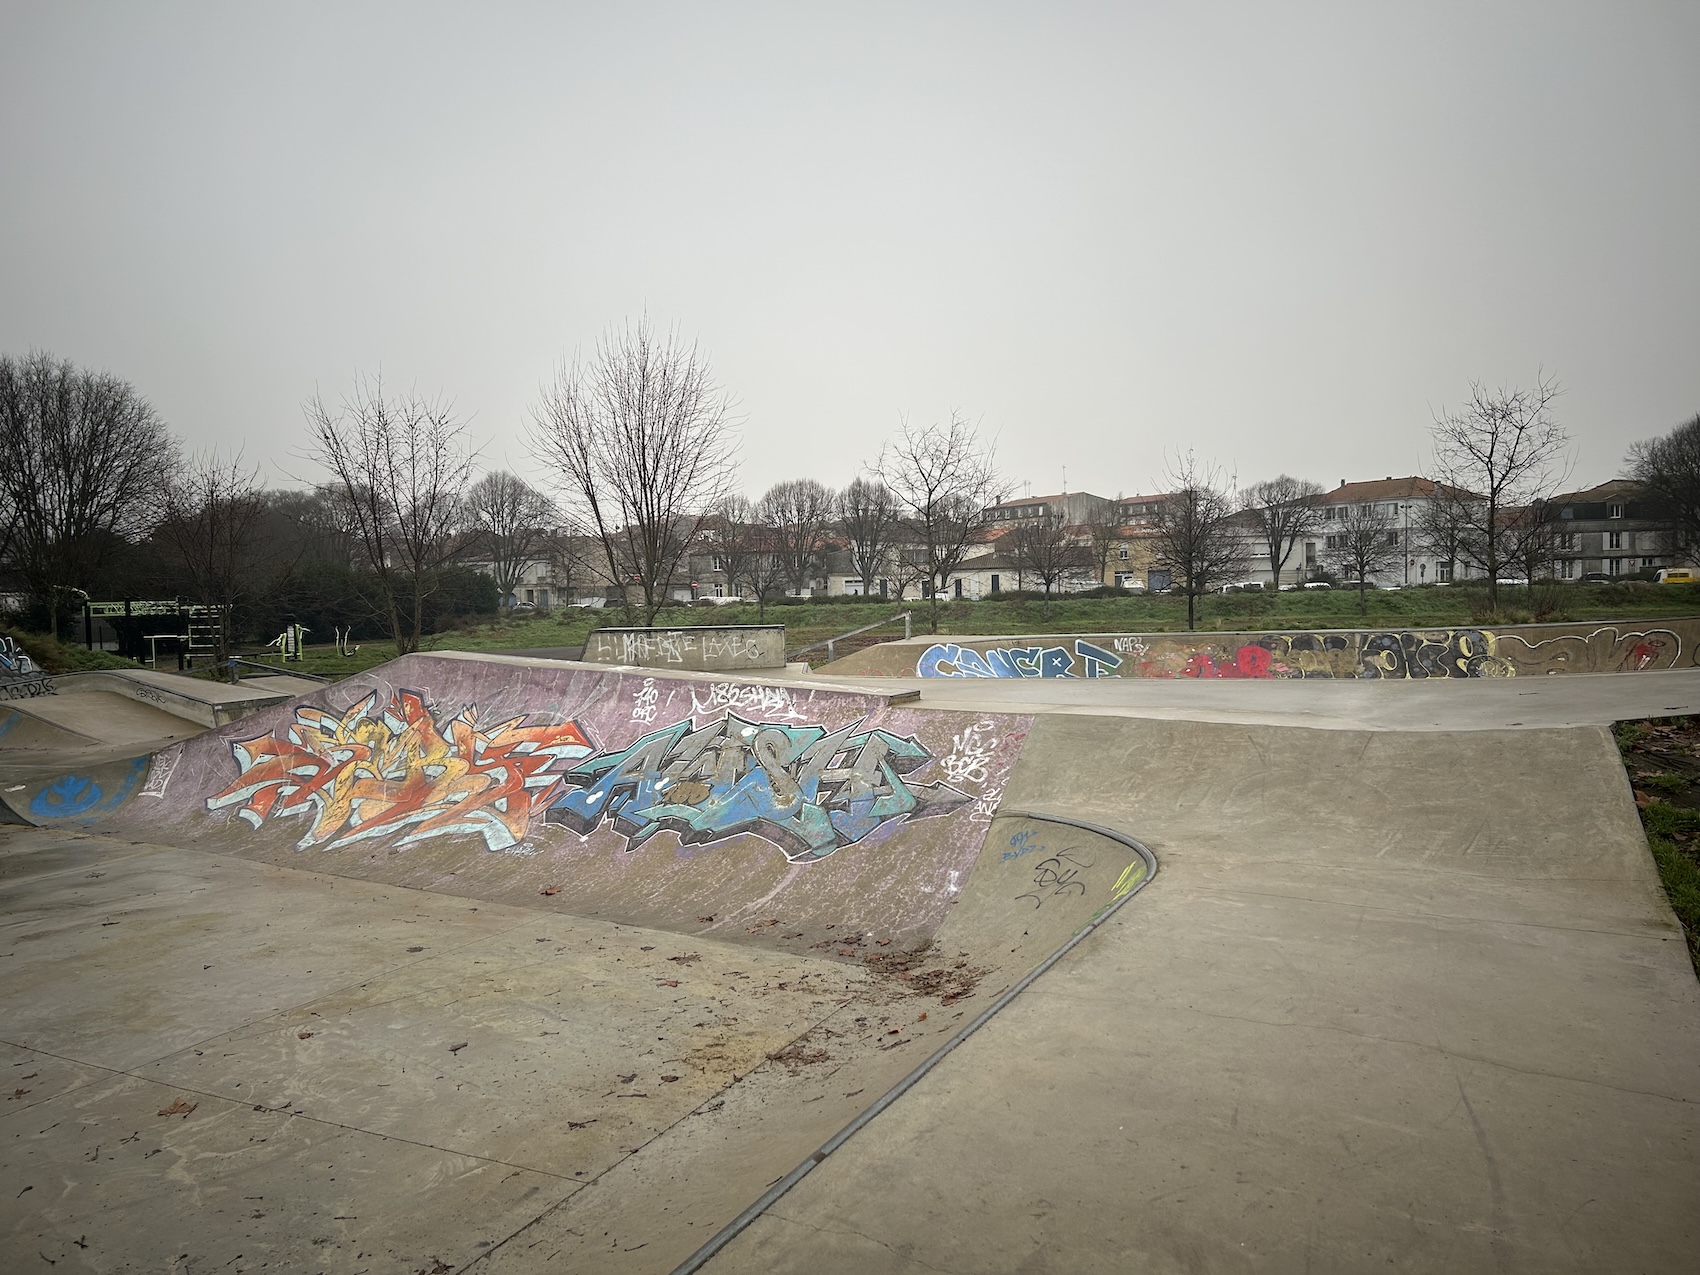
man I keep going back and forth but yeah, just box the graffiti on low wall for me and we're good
[916,622,1693,680]
[917,639,1124,679]
[206,689,593,852]
[1494,625,1683,676]
[546,713,970,862]
[0,635,38,681]
[198,672,1017,871]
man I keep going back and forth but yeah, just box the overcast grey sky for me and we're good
[2,2,1694,500]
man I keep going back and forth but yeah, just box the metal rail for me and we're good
[225,656,331,685]
[669,809,1158,1275]
[786,610,913,663]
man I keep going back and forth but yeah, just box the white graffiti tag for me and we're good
[940,719,999,786]
[631,677,660,724]
[688,681,804,720]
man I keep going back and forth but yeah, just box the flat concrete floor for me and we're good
[0,828,1005,1272]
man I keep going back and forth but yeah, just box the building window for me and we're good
[1383,531,1399,546]
[1438,562,1453,582]
[1608,558,1623,575]
[713,583,724,597]
[712,555,728,572]
[1558,532,1576,550]
[1117,546,1129,560]
[953,578,963,599]
[990,574,1001,593]
[1608,503,1625,519]
[1608,531,1623,550]
[1560,559,1575,579]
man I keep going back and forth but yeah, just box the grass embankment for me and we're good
[1616,719,1700,978]
[1,626,137,674]
[214,580,1700,682]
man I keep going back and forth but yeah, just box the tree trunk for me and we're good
[1358,581,1368,615]
[1186,588,1196,630]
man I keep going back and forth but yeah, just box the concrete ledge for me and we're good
[823,616,1700,680]
[582,624,786,671]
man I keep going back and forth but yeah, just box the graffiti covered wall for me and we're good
[103,654,1029,948]
[905,619,1700,680]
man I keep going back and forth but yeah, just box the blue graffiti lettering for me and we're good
[31,775,102,816]
[917,639,1122,679]
[545,713,971,862]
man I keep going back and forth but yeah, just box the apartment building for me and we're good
[1550,479,1671,579]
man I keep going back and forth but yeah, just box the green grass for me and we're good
[1,626,137,675]
[1615,717,1700,976]
[23,579,1699,684]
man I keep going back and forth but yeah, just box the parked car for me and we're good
[1657,567,1697,584]
[1578,572,1615,584]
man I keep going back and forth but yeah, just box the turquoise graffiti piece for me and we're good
[546,714,970,861]
[31,774,103,817]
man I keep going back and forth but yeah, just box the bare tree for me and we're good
[1427,372,1570,609]
[304,375,475,655]
[839,477,900,596]
[462,471,557,609]
[697,495,750,601]
[742,534,791,618]
[1414,487,1472,585]
[528,317,738,626]
[877,413,1007,632]
[1503,498,1562,585]
[1324,501,1399,614]
[1628,413,1700,558]
[1241,475,1323,590]
[1005,512,1089,612]
[0,350,178,637]
[757,478,835,596]
[1149,453,1246,630]
[153,450,270,658]
[1082,503,1124,588]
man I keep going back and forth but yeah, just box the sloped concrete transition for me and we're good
[1,651,1695,1273]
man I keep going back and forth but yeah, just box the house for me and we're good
[1550,479,1670,579]
[1298,477,1453,588]
[981,491,1113,527]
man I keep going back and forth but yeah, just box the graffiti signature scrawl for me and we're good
[206,689,592,853]
[546,713,971,862]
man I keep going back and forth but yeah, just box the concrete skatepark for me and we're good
[1,644,1697,1272]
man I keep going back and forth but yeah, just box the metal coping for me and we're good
[667,810,1159,1275]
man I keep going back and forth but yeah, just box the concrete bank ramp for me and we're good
[699,713,1700,1274]
[84,651,1095,959]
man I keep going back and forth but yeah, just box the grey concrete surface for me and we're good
[705,715,1700,1274]
[3,656,1697,1274]
[818,665,1700,732]
[1,689,202,748]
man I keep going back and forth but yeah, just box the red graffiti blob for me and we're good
[1180,645,1275,680]
[206,690,592,853]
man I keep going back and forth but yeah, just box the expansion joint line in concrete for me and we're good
[667,811,1160,1275]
